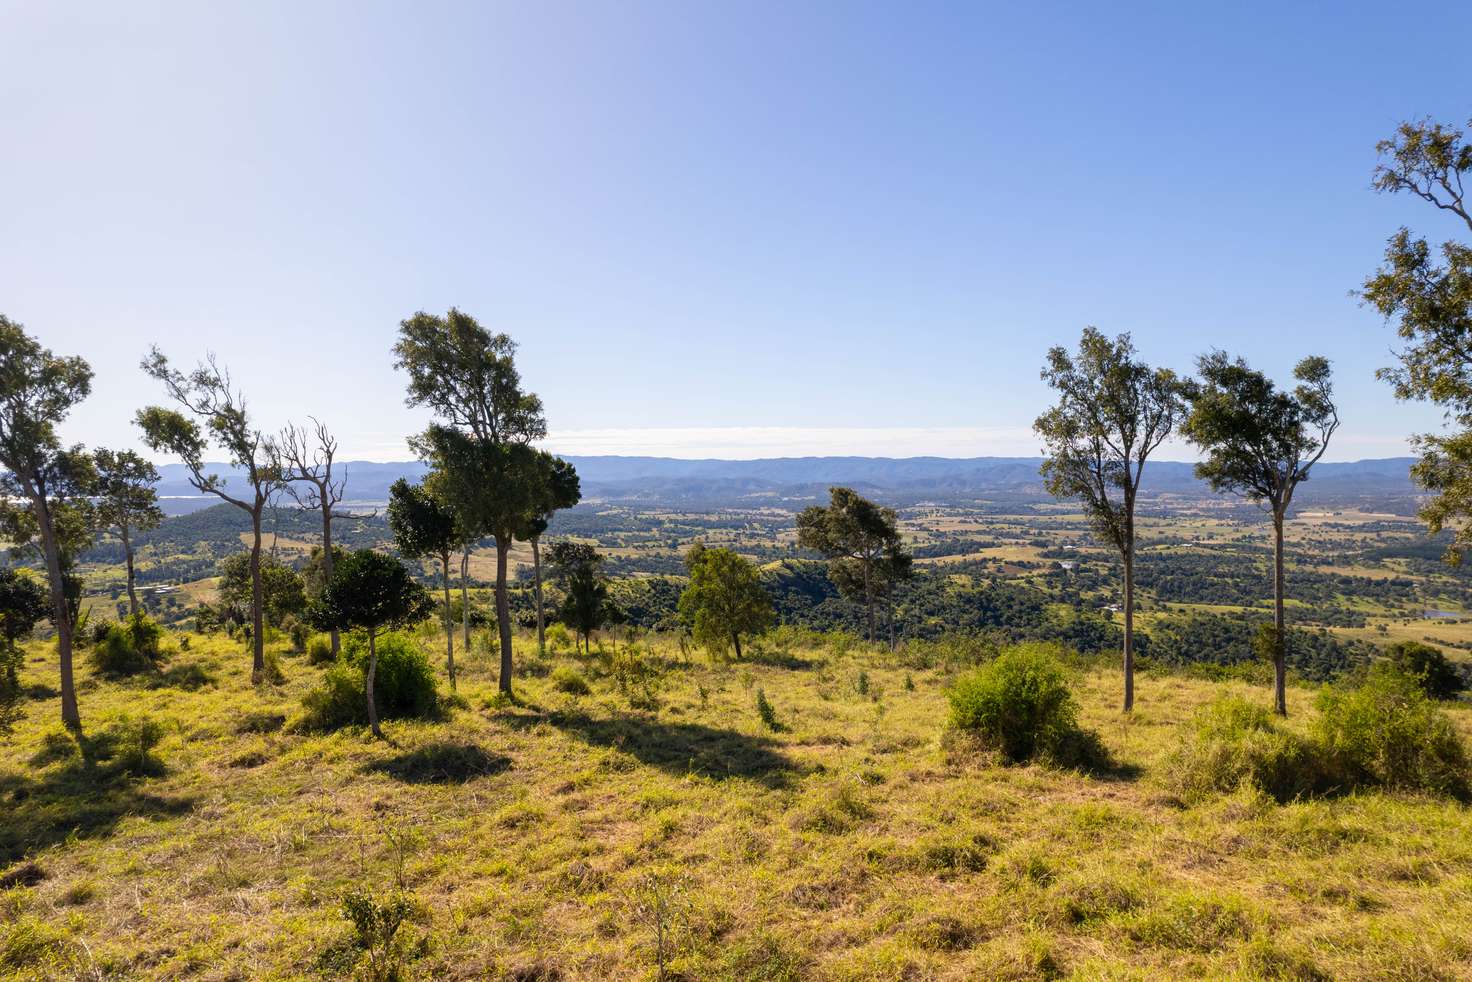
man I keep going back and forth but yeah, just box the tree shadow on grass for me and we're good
[500,709,799,788]
[363,741,512,784]
[0,727,195,866]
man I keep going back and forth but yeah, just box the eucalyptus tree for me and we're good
[1034,328,1186,711]
[677,542,773,659]
[796,487,903,643]
[137,349,285,681]
[1361,118,1472,561]
[279,418,352,656]
[1182,352,1338,715]
[0,316,94,728]
[394,309,547,695]
[310,549,434,739]
[93,448,163,619]
[387,477,461,687]
[517,452,581,655]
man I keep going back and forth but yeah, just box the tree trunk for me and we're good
[249,508,266,681]
[533,536,545,655]
[121,522,139,620]
[35,497,79,729]
[862,559,874,644]
[495,538,514,695]
[460,547,471,650]
[732,631,742,660]
[441,553,455,690]
[321,500,340,658]
[366,629,381,739]
[1122,546,1135,713]
[1273,510,1287,716]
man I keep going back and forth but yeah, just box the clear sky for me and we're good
[3,1,1469,462]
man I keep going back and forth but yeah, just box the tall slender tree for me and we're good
[1361,118,1472,561]
[387,477,461,688]
[1035,328,1186,711]
[517,452,582,655]
[547,540,609,654]
[1182,352,1338,715]
[137,349,285,681]
[279,418,352,657]
[93,448,163,620]
[796,487,902,643]
[395,310,546,696]
[0,317,94,728]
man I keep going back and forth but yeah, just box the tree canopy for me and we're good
[678,543,774,658]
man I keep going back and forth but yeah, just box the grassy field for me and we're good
[3,629,1471,980]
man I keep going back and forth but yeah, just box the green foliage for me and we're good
[339,884,416,982]
[216,552,306,627]
[677,542,774,657]
[0,568,48,733]
[1384,640,1465,700]
[754,687,781,731]
[946,642,1080,763]
[306,633,335,665]
[544,622,573,652]
[300,633,440,732]
[90,613,167,676]
[310,550,435,639]
[1162,696,1317,803]
[1313,664,1470,798]
[549,541,611,648]
[551,666,591,696]
[386,477,459,567]
[795,487,910,644]
[607,644,662,707]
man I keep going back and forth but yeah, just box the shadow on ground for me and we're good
[363,741,512,784]
[501,709,798,787]
[0,726,195,866]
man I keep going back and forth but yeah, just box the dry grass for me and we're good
[1,630,1470,980]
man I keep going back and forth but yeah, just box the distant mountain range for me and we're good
[154,455,1424,514]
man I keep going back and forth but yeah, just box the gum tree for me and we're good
[517,452,581,655]
[279,417,353,657]
[137,349,285,681]
[0,316,94,727]
[1035,328,1186,711]
[1361,118,1472,561]
[93,448,163,619]
[394,309,546,695]
[1182,352,1338,715]
[796,487,902,644]
[677,542,773,659]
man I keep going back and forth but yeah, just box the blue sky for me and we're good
[3,1,1469,462]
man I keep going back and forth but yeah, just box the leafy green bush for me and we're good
[946,642,1079,763]
[544,622,573,652]
[1384,641,1465,700]
[755,687,781,731]
[298,632,439,731]
[306,634,335,666]
[1313,664,1469,798]
[551,666,590,696]
[1162,696,1317,803]
[90,614,166,676]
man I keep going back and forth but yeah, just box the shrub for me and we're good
[283,616,311,653]
[1313,664,1469,798]
[306,634,335,666]
[90,614,166,676]
[755,688,781,731]
[298,633,440,731]
[108,714,166,777]
[1162,696,1317,803]
[1384,641,1465,700]
[544,622,573,653]
[551,666,590,696]
[946,642,1078,763]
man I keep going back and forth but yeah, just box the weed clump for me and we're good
[551,666,591,696]
[946,642,1081,764]
[298,632,439,732]
[1313,664,1469,798]
[306,633,335,666]
[1163,696,1317,803]
[90,614,166,676]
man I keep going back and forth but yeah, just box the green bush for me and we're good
[1162,696,1317,803]
[299,632,440,731]
[550,666,590,696]
[1384,641,1465,700]
[90,614,167,676]
[946,642,1078,763]
[1313,664,1469,798]
[306,634,335,666]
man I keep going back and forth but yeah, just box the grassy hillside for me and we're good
[2,631,1471,980]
